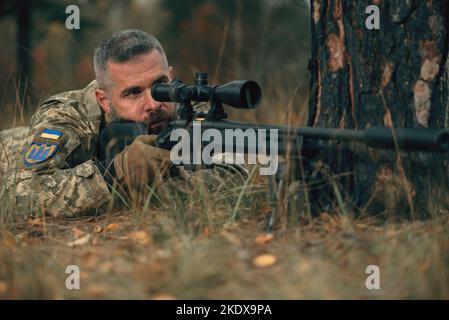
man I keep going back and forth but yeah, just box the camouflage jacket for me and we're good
[0,81,248,220]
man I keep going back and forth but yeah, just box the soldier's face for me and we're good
[96,49,175,131]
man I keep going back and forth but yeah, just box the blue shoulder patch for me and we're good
[24,142,59,167]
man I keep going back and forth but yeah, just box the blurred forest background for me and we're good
[0,0,311,130]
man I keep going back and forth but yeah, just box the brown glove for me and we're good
[113,135,172,190]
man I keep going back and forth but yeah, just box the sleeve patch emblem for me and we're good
[24,142,59,167]
[40,128,63,140]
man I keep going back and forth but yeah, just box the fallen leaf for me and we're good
[67,234,91,247]
[106,223,120,232]
[130,231,151,246]
[0,281,8,294]
[93,225,103,233]
[203,227,210,237]
[252,253,277,268]
[72,227,85,239]
[254,233,274,245]
[151,293,176,300]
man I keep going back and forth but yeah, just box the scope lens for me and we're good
[240,81,261,109]
[151,83,171,101]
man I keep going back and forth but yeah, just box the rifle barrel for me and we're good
[168,120,449,153]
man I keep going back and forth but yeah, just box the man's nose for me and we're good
[144,88,161,110]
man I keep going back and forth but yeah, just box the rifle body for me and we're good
[155,119,449,155]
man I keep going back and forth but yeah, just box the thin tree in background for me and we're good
[0,0,70,106]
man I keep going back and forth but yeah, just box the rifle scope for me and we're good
[152,72,262,109]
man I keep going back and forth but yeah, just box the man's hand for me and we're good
[113,135,172,189]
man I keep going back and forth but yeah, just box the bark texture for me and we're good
[308,0,449,219]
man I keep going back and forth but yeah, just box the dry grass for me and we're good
[1,188,449,299]
[1,128,449,300]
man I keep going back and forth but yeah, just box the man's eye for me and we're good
[127,88,142,96]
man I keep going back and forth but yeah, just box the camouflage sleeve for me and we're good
[0,96,112,220]
[1,160,112,220]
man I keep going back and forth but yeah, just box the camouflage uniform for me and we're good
[0,81,248,220]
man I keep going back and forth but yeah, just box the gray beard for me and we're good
[107,98,126,122]
[109,107,121,121]
[107,99,150,134]
[106,98,173,135]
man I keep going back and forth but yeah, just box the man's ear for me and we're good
[95,88,110,113]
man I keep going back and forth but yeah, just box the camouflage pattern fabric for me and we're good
[0,80,112,220]
[0,126,31,177]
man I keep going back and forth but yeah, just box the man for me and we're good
[0,29,247,220]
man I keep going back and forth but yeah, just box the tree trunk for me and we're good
[15,0,32,103]
[308,0,449,219]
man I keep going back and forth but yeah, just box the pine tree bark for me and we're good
[308,0,449,219]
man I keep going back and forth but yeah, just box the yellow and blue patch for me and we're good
[40,128,63,140]
[23,128,64,168]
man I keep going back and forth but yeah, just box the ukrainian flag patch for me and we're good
[40,128,63,140]
[24,142,59,167]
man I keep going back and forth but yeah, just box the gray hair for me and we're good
[93,29,168,91]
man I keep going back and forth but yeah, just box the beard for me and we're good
[148,108,173,134]
[107,98,123,122]
[107,97,174,135]
[147,107,174,134]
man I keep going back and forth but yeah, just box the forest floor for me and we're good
[1,200,448,299]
